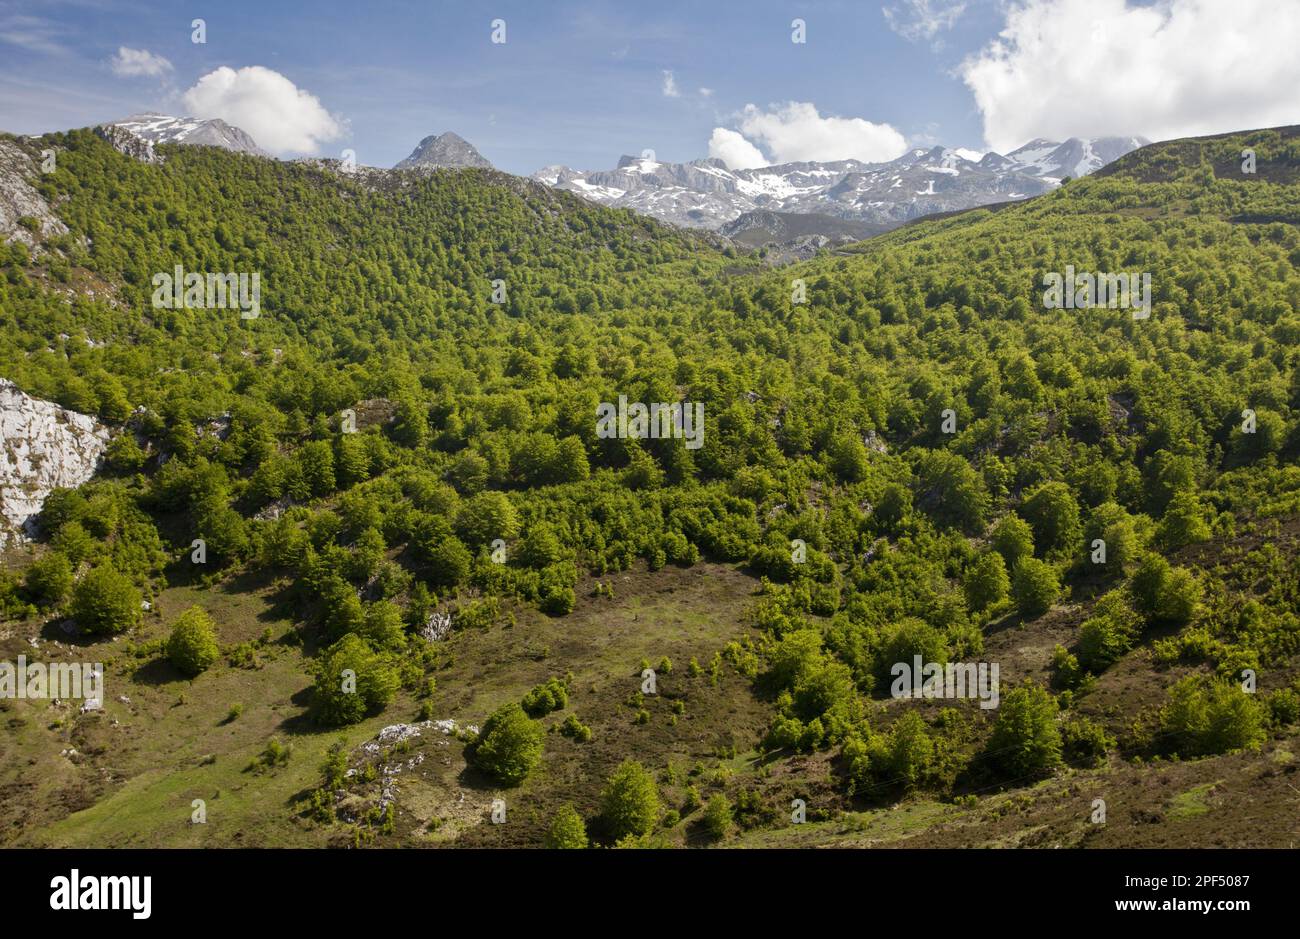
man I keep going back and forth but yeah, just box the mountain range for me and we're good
[99,112,1145,243]
[532,136,1148,235]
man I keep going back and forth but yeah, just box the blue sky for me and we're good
[2,0,1299,173]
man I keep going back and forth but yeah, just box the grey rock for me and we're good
[395,132,492,170]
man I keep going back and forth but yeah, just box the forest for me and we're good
[1,124,1298,848]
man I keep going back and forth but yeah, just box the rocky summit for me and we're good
[394,132,493,170]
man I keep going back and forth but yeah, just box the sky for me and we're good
[2,0,1300,174]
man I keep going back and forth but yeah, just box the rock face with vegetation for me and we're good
[0,378,110,548]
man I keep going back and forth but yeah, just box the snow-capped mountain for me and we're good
[532,137,1149,234]
[107,113,267,156]
[395,132,493,170]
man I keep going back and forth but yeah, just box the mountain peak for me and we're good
[107,113,266,156]
[394,132,492,170]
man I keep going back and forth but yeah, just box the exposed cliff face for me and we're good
[0,138,70,248]
[0,379,110,550]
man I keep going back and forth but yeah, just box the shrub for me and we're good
[545,804,588,848]
[1061,717,1113,767]
[986,680,1061,778]
[1130,555,1200,625]
[559,713,592,742]
[1076,591,1141,672]
[601,759,661,840]
[702,793,734,840]
[963,551,1009,611]
[1159,676,1266,756]
[521,677,568,717]
[469,702,544,786]
[70,565,142,636]
[312,634,400,726]
[167,606,220,677]
[990,514,1034,569]
[1011,558,1060,617]
[24,552,73,608]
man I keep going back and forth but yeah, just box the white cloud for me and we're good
[884,0,969,42]
[708,128,768,169]
[699,87,713,98]
[661,70,680,98]
[109,46,173,78]
[181,66,344,155]
[712,102,907,166]
[961,0,1300,154]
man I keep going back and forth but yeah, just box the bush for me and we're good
[1076,591,1141,672]
[1268,688,1300,727]
[702,793,733,840]
[469,702,544,786]
[559,712,592,742]
[70,564,142,636]
[1159,676,1266,756]
[1011,557,1060,617]
[963,551,1009,611]
[24,553,73,608]
[1130,554,1200,625]
[986,680,1061,778]
[1020,482,1082,559]
[522,677,568,717]
[601,759,661,840]
[167,606,220,677]
[1061,717,1113,767]
[545,804,588,848]
[312,634,400,726]
[990,514,1034,569]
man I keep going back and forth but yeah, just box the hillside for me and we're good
[0,126,1298,849]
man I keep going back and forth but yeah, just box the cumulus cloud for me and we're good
[181,65,344,155]
[109,46,172,78]
[661,70,680,98]
[708,128,768,169]
[884,0,969,42]
[709,102,907,168]
[961,0,1300,154]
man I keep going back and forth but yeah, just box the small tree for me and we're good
[702,793,734,840]
[312,634,400,726]
[469,702,544,786]
[545,804,588,849]
[167,606,220,677]
[25,552,73,608]
[1011,557,1060,617]
[990,514,1035,570]
[70,564,141,636]
[987,680,1061,778]
[601,759,661,840]
[963,551,1009,611]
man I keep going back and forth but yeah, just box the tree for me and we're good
[312,634,400,726]
[454,491,519,547]
[546,804,588,849]
[470,702,544,786]
[167,606,220,676]
[601,759,661,840]
[1160,676,1265,756]
[702,793,734,840]
[964,551,1009,611]
[1076,591,1140,672]
[987,680,1061,777]
[1011,557,1060,617]
[1020,482,1081,559]
[990,514,1034,570]
[1130,554,1200,624]
[70,565,141,636]
[25,552,73,608]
